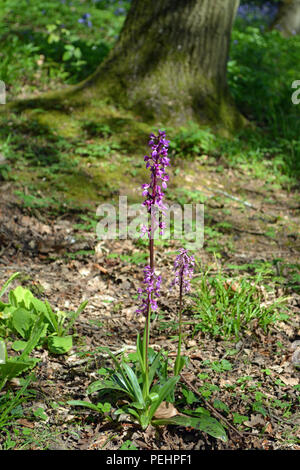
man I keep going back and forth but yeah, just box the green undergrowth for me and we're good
[190,267,288,339]
[0,107,298,221]
[0,0,299,213]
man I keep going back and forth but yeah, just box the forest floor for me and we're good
[0,151,299,452]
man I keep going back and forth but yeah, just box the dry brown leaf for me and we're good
[244,414,265,428]
[154,402,178,419]
[278,375,298,386]
[264,422,273,435]
[16,418,35,428]
[292,349,300,368]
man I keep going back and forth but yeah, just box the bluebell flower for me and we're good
[78,13,92,28]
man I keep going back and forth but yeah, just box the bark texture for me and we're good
[79,0,242,128]
[271,0,300,36]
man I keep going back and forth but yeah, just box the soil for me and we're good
[0,163,299,451]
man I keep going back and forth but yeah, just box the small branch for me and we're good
[180,374,244,439]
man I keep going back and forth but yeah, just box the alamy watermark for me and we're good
[96,196,204,250]
[0,81,6,104]
[291,80,300,105]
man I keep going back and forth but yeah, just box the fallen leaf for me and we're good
[278,375,298,386]
[154,402,178,419]
[244,414,265,428]
[17,418,35,428]
[264,422,273,434]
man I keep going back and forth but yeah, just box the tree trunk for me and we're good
[271,0,300,37]
[78,0,242,129]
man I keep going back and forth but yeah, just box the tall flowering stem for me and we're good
[171,248,195,376]
[137,130,170,393]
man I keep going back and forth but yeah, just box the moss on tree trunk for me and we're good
[6,0,245,132]
[78,0,243,129]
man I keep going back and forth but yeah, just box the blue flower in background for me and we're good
[114,7,126,16]
[237,1,278,25]
[78,13,92,28]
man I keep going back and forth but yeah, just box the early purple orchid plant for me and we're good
[171,248,195,376]
[69,130,228,440]
[136,130,170,392]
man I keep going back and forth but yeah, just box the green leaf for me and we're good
[0,361,33,384]
[30,297,48,315]
[33,407,48,421]
[9,286,34,309]
[47,335,73,354]
[87,379,131,398]
[136,334,145,374]
[0,340,7,364]
[0,273,20,299]
[64,300,88,334]
[19,315,47,360]
[152,414,228,442]
[148,350,163,385]
[67,400,102,412]
[11,340,28,352]
[62,51,72,61]
[174,355,189,376]
[44,301,59,334]
[149,376,180,421]
[74,47,82,59]
[0,373,33,425]
[11,308,35,339]
[122,363,144,406]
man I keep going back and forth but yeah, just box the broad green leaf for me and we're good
[44,300,58,333]
[11,340,28,352]
[139,413,150,429]
[19,314,48,360]
[149,376,180,421]
[122,363,144,405]
[62,51,72,61]
[129,401,145,410]
[11,308,35,339]
[126,407,140,420]
[30,297,48,315]
[0,361,32,383]
[67,400,102,412]
[148,350,163,385]
[87,379,130,397]
[149,392,159,402]
[47,335,73,354]
[9,286,34,309]
[152,414,228,442]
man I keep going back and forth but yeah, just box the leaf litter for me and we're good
[0,187,299,451]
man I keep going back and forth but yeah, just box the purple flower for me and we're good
[171,249,195,293]
[78,13,92,27]
[237,2,278,25]
[140,130,170,238]
[136,265,161,316]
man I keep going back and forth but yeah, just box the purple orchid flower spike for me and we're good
[171,248,195,294]
[171,248,195,376]
[136,265,161,316]
[140,130,170,239]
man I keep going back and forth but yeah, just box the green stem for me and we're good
[174,268,184,376]
[143,299,151,397]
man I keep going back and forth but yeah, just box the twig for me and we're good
[180,374,244,439]
[208,188,258,210]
